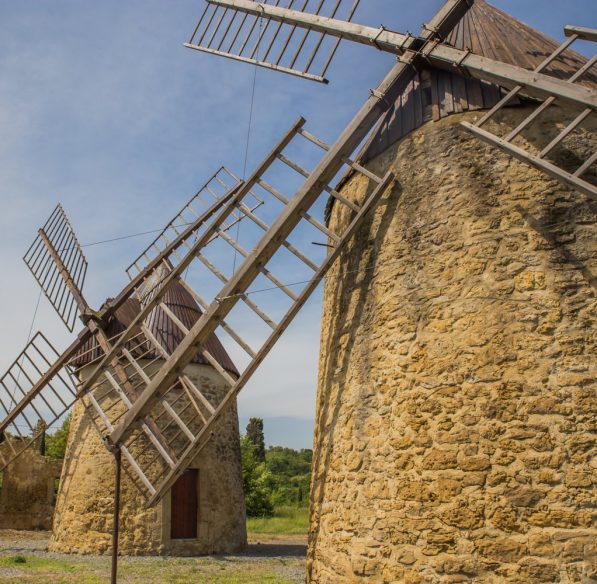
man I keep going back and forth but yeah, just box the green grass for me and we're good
[0,556,78,572]
[0,555,298,583]
[0,555,100,584]
[247,506,309,535]
[0,520,306,583]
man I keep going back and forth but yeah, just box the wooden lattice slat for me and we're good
[185,0,361,83]
[23,204,88,331]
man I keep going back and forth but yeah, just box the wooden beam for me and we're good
[461,121,597,200]
[87,318,179,466]
[183,43,328,84]
[205,0,410,53]
[540,108,592,157]
[176,279,258,358]
[38,229,90,316]
[565,25,597,42]
[427,44,597,111]
[475,33,581,128]
[109,0,473,457]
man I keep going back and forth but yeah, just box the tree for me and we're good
[265,446,312,508]
[46,415,71,459]
[240,436,273,517]
[245,417,265,462]
[34,420,47,456]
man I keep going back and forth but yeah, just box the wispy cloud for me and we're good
[0,0,593,443]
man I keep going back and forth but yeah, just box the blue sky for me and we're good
[0,1,594,449]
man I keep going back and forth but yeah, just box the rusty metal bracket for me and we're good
[453,47,472,69]
[398,32,414,51]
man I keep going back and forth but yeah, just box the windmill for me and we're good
[0,0,595,582]
[0,114,391,579]
[0,166,264,573]
[0,167,249,473]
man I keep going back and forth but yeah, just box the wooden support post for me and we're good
[111,447,122,584]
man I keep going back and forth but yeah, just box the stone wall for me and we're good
[0,439,63,530]
[50,362,246,555]
[308,106,596,583]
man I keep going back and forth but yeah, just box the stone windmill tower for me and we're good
[1,1,594,582]
[50,280,246,555]
[179,1,596,581]
[309,3,597,583]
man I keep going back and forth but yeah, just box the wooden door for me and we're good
[170,468,198,539]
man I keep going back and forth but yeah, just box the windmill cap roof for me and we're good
[325,0,595,224]
[72,281,239,376]
[446,0,594,81]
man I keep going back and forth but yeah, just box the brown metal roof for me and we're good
[144,283,239,375]
[72,283,239,375]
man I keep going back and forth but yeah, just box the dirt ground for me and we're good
[0,529,307,583]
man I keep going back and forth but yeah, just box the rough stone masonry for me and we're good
[308,106,596,583]
[0,436,62,531]
[50,362,246,556]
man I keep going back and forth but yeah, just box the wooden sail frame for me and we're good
[204,0,596,198]
[23,205,88,331]
[185,0,362,83]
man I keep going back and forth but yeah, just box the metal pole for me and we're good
[111,447,122,584]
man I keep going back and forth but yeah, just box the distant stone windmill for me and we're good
[0,0,595,582]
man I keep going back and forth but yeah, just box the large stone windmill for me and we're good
[0,0,595,582]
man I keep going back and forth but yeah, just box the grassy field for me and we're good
[0,554,301,583]
[0,529,306,584]
[247,506,309,536]
[0,508,309,583]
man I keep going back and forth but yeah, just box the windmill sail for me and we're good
[126,166,263,280]
[185,0,361,83]
[23,204,89,332]
[0,332,80,469]
[460,26,597,200]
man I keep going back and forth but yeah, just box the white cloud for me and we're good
[0,0,592,444]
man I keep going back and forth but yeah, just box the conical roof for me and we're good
[445,0,589,78]
[72,282,238,375]
[360,0,594,163]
